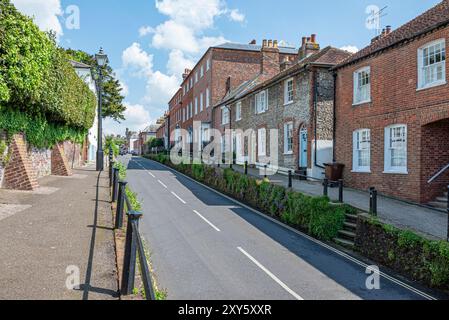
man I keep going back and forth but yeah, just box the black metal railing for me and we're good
[110,162,156,300]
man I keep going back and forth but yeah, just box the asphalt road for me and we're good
[121,156,438,301]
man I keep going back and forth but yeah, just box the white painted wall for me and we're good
[308,140,333,179]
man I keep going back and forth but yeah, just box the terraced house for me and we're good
[334,0,449,206]
[215,36,351,179]
[167,41,298,150]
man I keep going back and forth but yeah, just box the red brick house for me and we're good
[167,41,298,150]
[334,0,449,206]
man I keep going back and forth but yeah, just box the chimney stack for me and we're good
[298,34,320,60]
[182,68,191,80]
[386,25,392,34]
[260,39,280,79]
[262,39,268,47]
[249,39,256,45]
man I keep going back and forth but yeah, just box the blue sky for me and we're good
[12,0,442,135]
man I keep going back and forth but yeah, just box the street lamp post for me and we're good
[95,48,109,171]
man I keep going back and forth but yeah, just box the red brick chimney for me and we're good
[260,39,280,79]
[298,34,320,60]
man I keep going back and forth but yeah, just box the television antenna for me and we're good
[366,5,388,36]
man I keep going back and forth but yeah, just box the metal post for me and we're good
[338,179,344,203]
[121,210,142,295]
[323,178,329,196]
[446,185,449,242]
[369,187,374,213]
[115,181,128,229]
[112,168,119,202]
[372,188,378,216]
[288,170,293,189]
[264,165,268,179]
[244,161,248,175]
[96,68,104,172]
[109,161,115,187]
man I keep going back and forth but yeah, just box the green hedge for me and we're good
[146,154,354,241]
[356,216,449,290]
[0,0,96,139]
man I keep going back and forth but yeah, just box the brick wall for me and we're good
[51,142,73,176]
[3,134,39,190]
[335,25,449,203]
[62,141,83,169]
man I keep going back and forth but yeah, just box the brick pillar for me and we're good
[51,142,73,176]
[3,134,39,191]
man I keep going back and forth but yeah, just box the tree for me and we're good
[65,49,126,122]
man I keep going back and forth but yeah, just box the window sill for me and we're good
[351,169,371,174]
[284,101,294,106]
[416,81,447,92]
[235,118,241,122]
[383,169,408,175]
[256,111,267,115]
[284,152,294,156]
[352,100,371,107]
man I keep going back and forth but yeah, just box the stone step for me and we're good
[338,229,356,240]
[334,237,355,248]
[343,221,357,230]
[428,201,447,209]
[344,214,358,223]
[436,196,447,202]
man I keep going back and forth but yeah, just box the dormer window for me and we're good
[418,39,446,89]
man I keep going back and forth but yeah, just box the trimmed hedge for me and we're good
[0,0,96,143]
[146,154,355,242]
[356,216,449,290]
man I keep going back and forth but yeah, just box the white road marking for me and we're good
[193,210,221,232]
[171,191,186,204]
[237,247,304,301]
[147,158,437,301]
[158,180,168,189]
[148,171,155,178]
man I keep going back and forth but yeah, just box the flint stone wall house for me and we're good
[215,36,351,179]
[334,0,449,206]
[167,40,298,150]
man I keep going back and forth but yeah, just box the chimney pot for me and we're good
[262,39,267,47]
[386,25,392,34]
[307,37,311,43]
[302,37,306,45]
[249,39,256,45]
[268,40,273,47]
[311,34,317,43]
[273,40,278,48]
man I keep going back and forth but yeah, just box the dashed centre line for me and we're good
[158,180,168,189]
[171,191,186,204]
[193,210,221,232]
[237,247,304,301]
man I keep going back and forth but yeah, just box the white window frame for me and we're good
[352,129,371,173]
[258,128,266,156]
[206,88,210,108]
[417,39,446,90]
[221,107,230,125]
[284,122,294,155]
[200,65,204,78]
[235,101,242,121]
[353,66,371,105]
[206,58,210,71]
[200,92,203,112]
[384,124,408,174]
[284,78,294,105]
[189,102,192,119]
[195,72,198,83]
[194,97,198,115]
[255,90,268,114]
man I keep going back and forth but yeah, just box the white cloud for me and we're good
[104,102,152,135]
[228,9,245,22]
[122,42,154,77]
[12,0,64,39]
[139,26,154,37]
[145,71,180,105]
[340,45,359,53]
[152,20,199,53]
[167,49,195,77]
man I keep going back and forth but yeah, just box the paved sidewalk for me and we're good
[229,164,448,240]
[0,165,118,300]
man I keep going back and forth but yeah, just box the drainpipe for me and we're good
[332,72,337,163]
[313,68,325,170]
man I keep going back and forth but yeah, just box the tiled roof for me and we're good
[213,42,298,55]
[69,59,91,69]
[244,47,351,96]
[215,47,351,108]
[335,0,449,69]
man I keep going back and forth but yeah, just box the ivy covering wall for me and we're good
[0,0,97,147]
